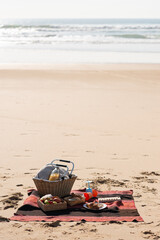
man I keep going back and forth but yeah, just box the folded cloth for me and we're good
[10,189,143,222]
[35,164,69,180]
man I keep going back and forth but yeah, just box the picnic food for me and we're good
[38,194,67,211]
[86,202,101,210]
[40,194,62,204]
[64,193,85,206]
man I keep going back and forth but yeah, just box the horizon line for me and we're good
[0,17,160,20]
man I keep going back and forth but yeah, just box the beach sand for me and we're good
[0,64,160,239]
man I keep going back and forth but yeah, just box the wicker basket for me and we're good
[38,199,67,212]
[33,175,77,197]
[33,159,77,197]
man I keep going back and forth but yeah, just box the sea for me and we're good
[0,18,160,65]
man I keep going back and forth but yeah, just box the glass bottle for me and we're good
[49,167,60,181]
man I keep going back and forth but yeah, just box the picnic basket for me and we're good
[33,159,77,197]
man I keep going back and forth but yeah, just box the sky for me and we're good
[0,0,159,19]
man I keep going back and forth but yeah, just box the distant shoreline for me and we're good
[1,17,160,21]
[0,63,160,71]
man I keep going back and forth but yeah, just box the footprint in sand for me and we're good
[93,177,126,188]
[1,192,23,210]
[0,175,10,181]
[109,221,123,224]
[142,230,160,239]
[86,150,94,153]
[0,216,10,222]
[90,228,97,232]
[132,176,157,184]
[43,221,61,228]
[62,231,72,235]
[64,133,79,136]
[25,228,33,232]
[134,194,142,198]
[141,171,160,176]
[12,223,22,228]
[141,186,157,194]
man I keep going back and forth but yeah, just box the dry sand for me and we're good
[0,64,160,239]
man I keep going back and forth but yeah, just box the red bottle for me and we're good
[84,189,98,201]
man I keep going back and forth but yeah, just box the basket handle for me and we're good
[51,159,74,174]
[55,164,68,169]
[54,164,69,174]
[59,159,70,163]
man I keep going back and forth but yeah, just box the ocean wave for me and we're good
[1,23,160,30]
[115,34,148,39]
[0,21,160,46]
[1,36,160,46]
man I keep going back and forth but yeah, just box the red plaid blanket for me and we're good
[10,189,143,222]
